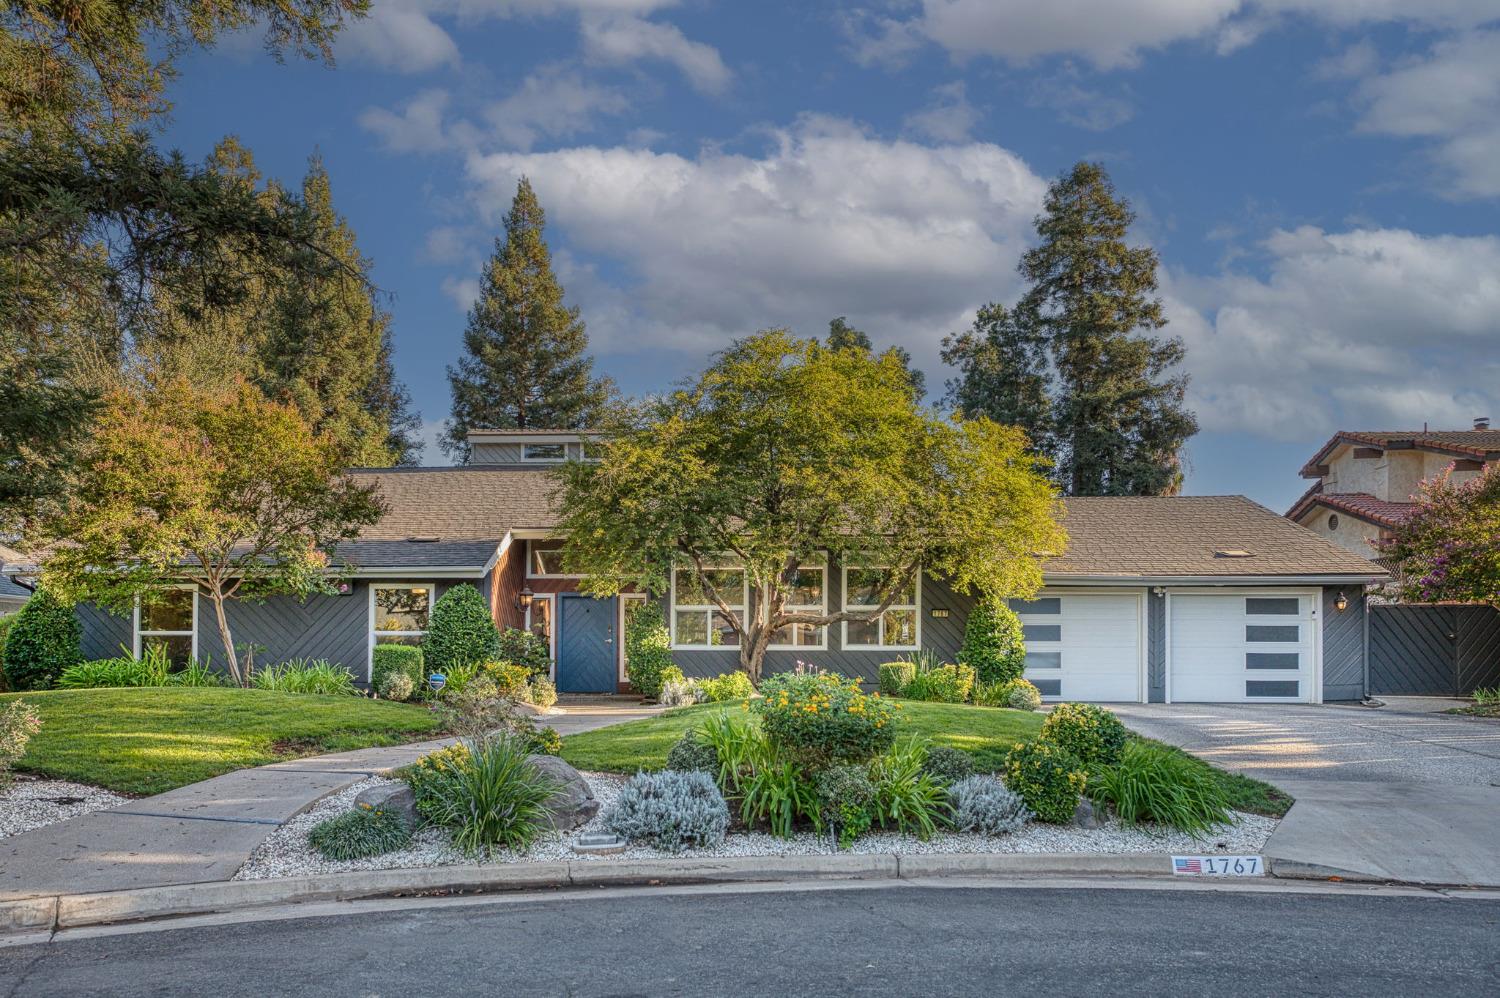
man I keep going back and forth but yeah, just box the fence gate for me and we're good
[1369,605,1500,696]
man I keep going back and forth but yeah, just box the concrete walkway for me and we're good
[0,697,661,902]
[1112,700,1500,887]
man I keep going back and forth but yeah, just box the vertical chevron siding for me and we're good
[1368,604,1500,695]
[1321,585,1366,701]
[1147,590,1166,702]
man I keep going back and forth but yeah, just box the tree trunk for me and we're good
[208,590,244,686]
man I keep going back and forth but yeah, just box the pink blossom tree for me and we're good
[1382,466,1500,606]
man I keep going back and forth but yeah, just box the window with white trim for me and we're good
[135,588,197,667]
[527,539,578,578]
[521,443,566,462]
[841,565,919,649]
[372,584,433,648]
[769,560,827,649]
[525,593,555,663]
[671,559,745,648]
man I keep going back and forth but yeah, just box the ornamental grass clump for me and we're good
[1003,739,1087,824]
[252,659,358,695]
[878,661,914,697]
[407,736,561,854]
[1040,702,1128,765]
[948,775,1031,835]
[309,802,413,860]
[1088,741,1234,835]
[604,769,730,852]
[868,739,948,839]
[752,669,899,767]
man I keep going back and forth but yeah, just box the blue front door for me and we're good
[557,594,618,693]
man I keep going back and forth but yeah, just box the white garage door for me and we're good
[1012,592,1143,702]
[1169,592,1316,703]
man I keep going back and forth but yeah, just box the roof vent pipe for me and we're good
[1477,416,1492,430]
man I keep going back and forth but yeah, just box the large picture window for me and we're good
[841,564,919,650]
[671,559,745,648]
[769,559,827,649]
[372,584,433,648]
[135,588,196,667]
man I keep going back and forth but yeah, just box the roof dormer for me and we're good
[466,428,604,466]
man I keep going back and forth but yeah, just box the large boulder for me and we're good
[354,782,418,830]
[528,754,601,831]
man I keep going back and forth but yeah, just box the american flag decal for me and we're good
[1173,857,1203,874]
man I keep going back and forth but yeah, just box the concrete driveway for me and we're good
[1110,699,1500,887]
[1110,699,1500,786]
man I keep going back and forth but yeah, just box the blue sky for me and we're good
[161,1,1500,510]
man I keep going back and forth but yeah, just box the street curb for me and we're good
[1265,858,1389,884]
[3,852,1189,934]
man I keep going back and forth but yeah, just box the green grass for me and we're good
[2,687,446,795]
[560,698,1292,818]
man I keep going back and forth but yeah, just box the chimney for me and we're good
[1477,416,1492,431]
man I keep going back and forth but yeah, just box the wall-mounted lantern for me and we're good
[1334,591,1349,612]
[515,586,534,613]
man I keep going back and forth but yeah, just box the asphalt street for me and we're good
[3,883,1497,996]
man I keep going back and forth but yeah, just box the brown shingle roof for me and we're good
[1045,496,1385,579]
[1300,429,1500,476]
[348,467,561,542]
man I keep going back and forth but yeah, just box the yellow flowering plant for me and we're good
[752,668,900,767]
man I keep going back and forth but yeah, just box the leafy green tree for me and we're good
[40,378,385,685]
[556,330,1065,683]
[424,584,501,674]
[958,597,1026,685]
[944,163,1196,496]
[824,316,925,399]
[941,302,1053,456]
[444,178,613,458]
[1,588,80,690]
[1383,466,1500,607]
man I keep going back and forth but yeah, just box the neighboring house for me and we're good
[70,429,1385,704]
[0,543,35,615]
[1287,420,1500,558]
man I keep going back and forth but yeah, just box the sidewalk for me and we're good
[0,697,661,902]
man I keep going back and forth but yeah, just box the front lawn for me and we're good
[560,699,1292,818]
[3,688,446,795]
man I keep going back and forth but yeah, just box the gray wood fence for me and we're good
[1368,604,1500,696]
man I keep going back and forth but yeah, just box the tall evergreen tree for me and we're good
[824,316,926,400]
[444,178,612,458]
[944,163,1196,496]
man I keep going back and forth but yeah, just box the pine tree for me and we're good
[940,303,1052,455]
[945,163,1196,496]
[444,178,613,458]
[824,316,926,399]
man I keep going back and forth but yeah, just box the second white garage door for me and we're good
[1169,591,1317,703]
[1013,592,1143,702]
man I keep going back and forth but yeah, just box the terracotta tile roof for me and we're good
[1297,493,1415,530]
[1301,429,1500,476]
[1044,496,1385,579]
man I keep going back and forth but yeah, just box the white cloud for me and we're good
[1312,38,1379,81]
[461,116,1048,370]
[484,65,631,149]
[1027,71,1136,130]
[1168,226,1500,439]
[441,275,482,314]
[340,3,461,74]
[580,13,731,94]
[902,82,980,142]
[1353,30,1500,198]
[854,1,1500,69]
[358,89,469,154]
[422,226,473,265]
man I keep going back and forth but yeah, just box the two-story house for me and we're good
[1287,419,1500,558]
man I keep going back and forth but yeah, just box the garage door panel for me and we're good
[1169,593,1314,703]
[1014,592,1142,702]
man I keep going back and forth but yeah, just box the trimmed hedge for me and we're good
[373,643,424,691]
[424,584,500,674]
[1003,739,1087,824]
[959,599,1026,685]
[624,601,675,700]
[2,589,81,691]
[1040,702,1129,766]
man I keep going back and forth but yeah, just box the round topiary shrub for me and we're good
[814,764,877,848]
[604,769,730,852]
[666,731,720,774]
[624,601,676,700]
[424,584,501,674]
[1002,678,1043,712]
[959,599,1026,685]
[1040,702,1129,766]
[921,745,976,785]
[372,643,424,692]
[948,775,1032,835]
[1003,739,1087,824]
[2,589,81,691]
[752,670,900,768]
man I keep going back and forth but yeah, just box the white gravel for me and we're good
[234,771,1278,881]
[0,778,130,838]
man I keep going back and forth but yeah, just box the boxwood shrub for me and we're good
[2,589,81,691]
[958,599,1026,684]
[373,643,424,692]
[1003,739,1087,824]
[1040,702,1129,766]
[424,584,501,674]
[624,601,675,700]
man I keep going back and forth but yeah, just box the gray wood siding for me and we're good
[197,586,372,677]
[668,570,976,684]
[1322,585,1366,701]
[1147,589,1166,702]
[1457,606,1500,693]
[470,442,523,464]
[77,603,132,660]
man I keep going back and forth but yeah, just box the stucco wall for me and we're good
[1324,445,1386,496]
[1302,505,1382,559]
